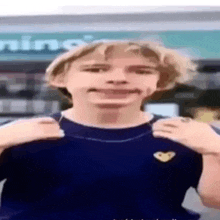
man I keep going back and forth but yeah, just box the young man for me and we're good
[0,41,220,220]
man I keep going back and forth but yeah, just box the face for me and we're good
[55,46,161,110]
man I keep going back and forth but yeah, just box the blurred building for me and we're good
[0,10,220,122]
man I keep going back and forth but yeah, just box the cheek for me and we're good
[141,77,160,96]
[142,76,159,88]
[73,75,101,85]
[65,77,96,94]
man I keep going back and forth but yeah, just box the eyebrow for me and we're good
[128,65,156,69]
[79,63,157,69]
[79,64,109,68]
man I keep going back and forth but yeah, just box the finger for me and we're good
[155,117,191,124]
[153,120,183,129]
[37,117,58,124]
[41,128,65,139]
[154,118,179,125]
[48,129,65,138]
[42,131,65,140]
[153,131,178,141]
[40,123,61,132]
[60,130,65,137]
[180,117,192,123]
[152,124,176,133]
[152,129,173,134]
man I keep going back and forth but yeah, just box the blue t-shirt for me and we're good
[0,112,219,220]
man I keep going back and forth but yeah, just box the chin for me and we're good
[90,100,139,109]
[96,104,129,109]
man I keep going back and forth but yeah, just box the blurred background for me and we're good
[0,4,220,219]
[0,5,220,127]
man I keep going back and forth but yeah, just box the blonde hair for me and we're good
[45,40,199,104]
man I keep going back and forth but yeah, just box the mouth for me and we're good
[89,89,140,94]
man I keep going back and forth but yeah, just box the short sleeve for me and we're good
[0,147,13,181]
[191,152,203,192]
[0,120,16,181]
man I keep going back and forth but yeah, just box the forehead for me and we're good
[71,44,159,67]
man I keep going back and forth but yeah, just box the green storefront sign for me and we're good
[0,31,220,61]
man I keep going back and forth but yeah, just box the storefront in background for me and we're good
[0,12,220,121]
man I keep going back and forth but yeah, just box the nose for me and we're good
[106,69,128,85]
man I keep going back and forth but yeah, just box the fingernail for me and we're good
[60,130,65,137]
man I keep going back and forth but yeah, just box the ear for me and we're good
[49,73,66,88]
[155,81,174,92]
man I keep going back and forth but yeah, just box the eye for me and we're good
[83,68,107,73]
[135,70,154,74]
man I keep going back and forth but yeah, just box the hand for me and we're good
[0,117,65,149]
[152,117,220,155]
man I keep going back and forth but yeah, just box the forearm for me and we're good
[198,144,220,208]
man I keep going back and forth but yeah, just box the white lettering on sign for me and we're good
[0,35,94,52]
[34,39,59,51]
[21,35,32,51]
[0,40,19,51]
[62,39,86,50]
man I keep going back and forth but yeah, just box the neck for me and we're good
[62,105,152,129]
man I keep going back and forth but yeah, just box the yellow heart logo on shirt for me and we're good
[153,151,176,162]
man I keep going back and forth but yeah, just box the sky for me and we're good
[0,1,220,16]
